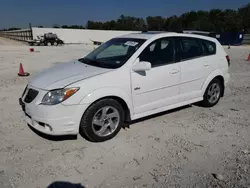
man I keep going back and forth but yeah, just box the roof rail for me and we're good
[142,29,184,33]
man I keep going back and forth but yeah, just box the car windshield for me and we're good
[78,38,146,69]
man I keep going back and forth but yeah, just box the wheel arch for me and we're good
[214,75,225,97]
[202,70,225,97]
[80,88,133,122]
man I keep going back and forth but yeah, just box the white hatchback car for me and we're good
[19,32,230,142]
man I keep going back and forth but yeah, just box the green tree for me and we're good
[7,27,21,31]
[238,3,250,32]
[52,24,60,28]
[165,15,182,31]
[146,16,166,31]
[84,3,248,32]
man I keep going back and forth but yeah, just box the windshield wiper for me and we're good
[78,58,119,69]
[78,58,102,67]
[78,58,85,63]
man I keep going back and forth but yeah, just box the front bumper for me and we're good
[19,86,88,136]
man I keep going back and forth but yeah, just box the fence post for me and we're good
[29,23,33,41]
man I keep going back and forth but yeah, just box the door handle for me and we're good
[204,64,209,67]
[170,69,179,74]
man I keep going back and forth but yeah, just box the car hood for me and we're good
[28,60,112,90]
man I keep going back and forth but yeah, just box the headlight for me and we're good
[41,87,79,105]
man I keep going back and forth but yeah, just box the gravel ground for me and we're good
[0,37,26,46]
[0,38,250,188]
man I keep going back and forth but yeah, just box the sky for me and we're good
[0,0,249,29]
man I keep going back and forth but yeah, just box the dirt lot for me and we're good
[0,38,250,188]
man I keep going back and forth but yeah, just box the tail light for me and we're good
[226,55,230,66]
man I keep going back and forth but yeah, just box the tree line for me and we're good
[86,3,250,32]
[59,3,250,32]
[1,3,250,32]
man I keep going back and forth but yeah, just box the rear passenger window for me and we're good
[202,40,216,55]
[179,37,203,60]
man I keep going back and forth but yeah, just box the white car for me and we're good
[19,32,230,142]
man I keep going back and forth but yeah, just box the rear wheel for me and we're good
[201,78,223,107]
[80,99,124,142]
[58,40,64,46]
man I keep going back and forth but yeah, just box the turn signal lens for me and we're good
[64,88,79,100]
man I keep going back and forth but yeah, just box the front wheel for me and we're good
[80,99,124,142]
[201,78,223,107]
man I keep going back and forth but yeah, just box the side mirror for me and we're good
[132,61,151,72]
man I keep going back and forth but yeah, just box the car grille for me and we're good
[24,88,39,103]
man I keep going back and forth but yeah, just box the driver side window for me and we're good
[139,37,175,68]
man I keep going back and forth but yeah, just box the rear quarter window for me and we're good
[201,39,216,55]
[178,37,204,60]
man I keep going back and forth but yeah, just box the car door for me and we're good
[131,37,181,115]
[176,37,213,100]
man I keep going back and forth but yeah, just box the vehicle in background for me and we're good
[28,32,64,46]
[181,30,244,46]
[209,32,244,46]
[20,32,230,142]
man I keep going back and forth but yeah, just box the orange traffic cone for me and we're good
[247,54,250,61]
[18,63,30,77]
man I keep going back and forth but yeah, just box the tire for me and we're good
[80,99,125,142]
[53,42,58,46]
[46,42,52,46]
[201,78,223,107]
[58,40,64,46]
